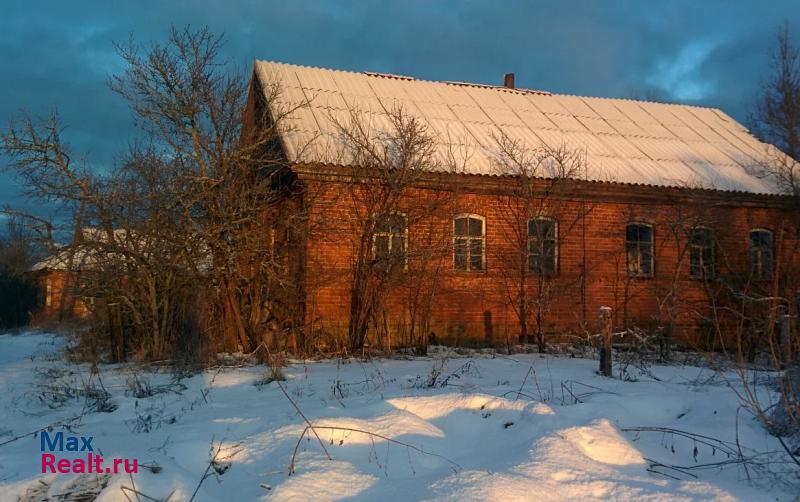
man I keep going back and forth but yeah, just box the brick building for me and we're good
[245,61,799,350]
[36,61,798,350]
[34,229,126,319]
[34,253,90,319]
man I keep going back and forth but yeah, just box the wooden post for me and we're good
[599,306,612,377]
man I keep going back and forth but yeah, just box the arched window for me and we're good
[528,217,557,275]
[749,229,773,280]
[626,223,653,277]
[690,227,714,278]
[373,213,407,267]
[454,214,485,271]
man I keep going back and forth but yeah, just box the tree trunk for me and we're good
[536,304,546,353]
[223,278,252,353]
[107,302,125,363]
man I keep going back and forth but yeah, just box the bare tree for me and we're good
[490,132,588,352]
[0,217,41,276]
[730,22,800,436]
[2,26,303,361]
[650,203,720,359]
[108,26,295,356]
[309,104,459,353]
[753,23,800,163]
[0,218,40,328]
[706,222,800,437]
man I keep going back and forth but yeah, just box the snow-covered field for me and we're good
[0,331,796,501]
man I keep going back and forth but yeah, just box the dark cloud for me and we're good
[1,0,798,217]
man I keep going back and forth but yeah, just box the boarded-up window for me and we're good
[528,218,557,275]
[690,227,714,278]
[454,215,484,271]
[626,223,653,277]
[749,229,773,280]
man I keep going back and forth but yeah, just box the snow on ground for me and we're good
[0,331,796,501]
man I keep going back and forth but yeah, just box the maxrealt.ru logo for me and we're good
[40,431,138,474]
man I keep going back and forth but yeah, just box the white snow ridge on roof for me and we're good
[255,60,789,195]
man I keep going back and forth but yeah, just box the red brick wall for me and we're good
[298,172,799,348]
[39,270,89,319]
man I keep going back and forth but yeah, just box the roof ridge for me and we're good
[255,59,727,110]
[255,60,552,96]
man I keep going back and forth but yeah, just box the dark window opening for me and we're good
[749,229,773,280]
[690,227,714,278]
[528,218,557,275]
[626,223,653,277]
[373,213,407,268]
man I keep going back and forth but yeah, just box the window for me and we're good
[45,277,53,308]
[749,229,773,280]
[626,223,653,277]
[373,213,407,266]
[528,218,557,275]
[690,227,714,278]
[454,215,485,271]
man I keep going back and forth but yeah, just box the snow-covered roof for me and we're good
[32,229,131,272]
[255,60,791,195]
[33,228,213,273]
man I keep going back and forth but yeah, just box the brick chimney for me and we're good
[503,73,515,89]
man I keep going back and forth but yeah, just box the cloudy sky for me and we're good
[1,0,798,216]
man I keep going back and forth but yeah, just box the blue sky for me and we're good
[1,0,798,217]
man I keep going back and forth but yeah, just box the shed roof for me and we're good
[254,60,790,195]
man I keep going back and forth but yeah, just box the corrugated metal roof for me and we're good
[255,60,788,195]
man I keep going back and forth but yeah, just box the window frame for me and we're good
[45,276,53,308]
[372,211,409,270]
[527,217,558,276]
[453,213,486,272]
[689,226,715,279]
[625,222,654,278]
[749,228,773,281]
